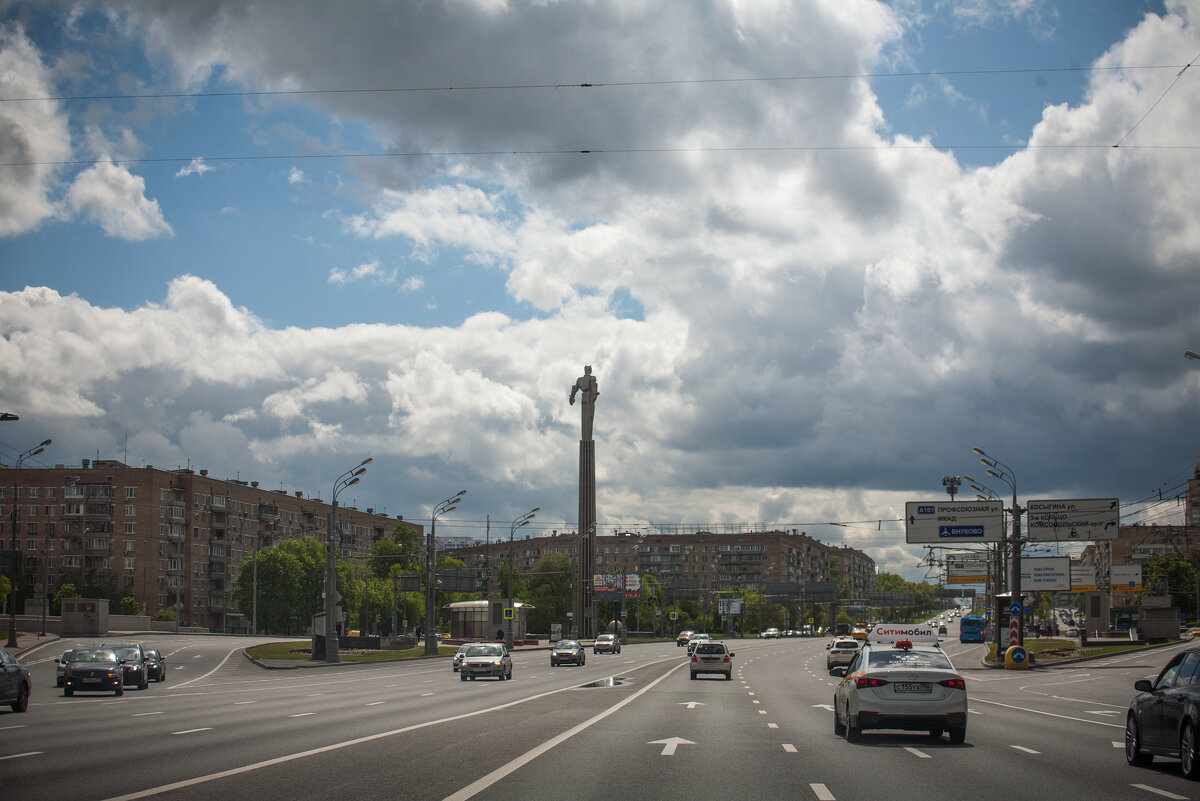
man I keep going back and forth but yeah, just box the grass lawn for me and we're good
[246,640,458,662]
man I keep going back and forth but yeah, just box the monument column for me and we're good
[570,365,599,639]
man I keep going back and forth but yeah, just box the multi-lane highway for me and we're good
[2,631,1194,801]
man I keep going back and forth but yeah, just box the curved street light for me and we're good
[7,439,51,647]
[972,447,1023,648]
[321,457,371,663]
[506,507,539,649]
[424,489,467,655]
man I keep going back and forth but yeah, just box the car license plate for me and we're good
[894,682,931,693]
[83,677,100,683]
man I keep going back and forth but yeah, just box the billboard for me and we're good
[592,573,641,599]
[1070,561,1097,592]
[1110,564,1143,591]
[1025,498,1120,542]
[946,551,991,584]
[905,501,1005,543]
[1019,557,1070,591]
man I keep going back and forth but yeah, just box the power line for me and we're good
[0,64,1184,104]
[4,142,1198,170]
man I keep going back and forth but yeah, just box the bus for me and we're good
[959,614,986,643]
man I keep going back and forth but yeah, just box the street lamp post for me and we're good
[424,490,467,656]
[506,508,538,650]
[7,439,51,648]
[323,458,372,663]
[973,447,1023,648]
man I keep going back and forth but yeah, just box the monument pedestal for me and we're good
[577,439,596,639]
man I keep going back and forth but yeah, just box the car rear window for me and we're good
[695,643,726,655]
[467,645,503,657]
[867,650,954,670]
[833,640,859,649]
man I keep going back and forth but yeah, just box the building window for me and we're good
[123,576,135,588]
[29,487,39,499]
[125,522,136,535]
[124,558,136,571]
[125,487,136,499]
[125,505,136,516]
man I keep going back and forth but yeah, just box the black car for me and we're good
[103,643,149,689]
[56,648,79,687]
[0,646,32,712]
[1126,645,1200,778]
[550,640,585,667]
[144,648,166,682]
[63,649,124,697]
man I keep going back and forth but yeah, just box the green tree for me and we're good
[233,537,329,635]
[1139,554,1198,617]
[523,553,573,635]
[53,581,80,615]
[119,595,140,615]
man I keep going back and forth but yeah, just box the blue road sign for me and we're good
[1010,647,1027,664]
[1009,603,1021,616]
[938,525,986,539]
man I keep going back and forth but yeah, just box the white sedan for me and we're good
[831,638,967,743]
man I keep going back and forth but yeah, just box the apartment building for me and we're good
[446,527,874,604]
[1090,522,1200,607]
[0,459,417,631]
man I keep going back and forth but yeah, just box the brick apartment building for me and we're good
[445,527,876,608]
[0,459,417,631]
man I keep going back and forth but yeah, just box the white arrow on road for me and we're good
[649,737,696,756]
[679,701,707,709]
[812,703,834,711]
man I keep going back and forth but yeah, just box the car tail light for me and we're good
[939,678,966,690]
[691,656,698,663]
[723,656,730,663]
[855,676,888,688]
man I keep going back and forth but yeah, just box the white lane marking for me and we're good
[768,723,779,729]
[1010,745,1040,754]
[234,701,256,705]
[0,752,42,761]
[680,702,706,709]
[1086,710,1121,717]
[132,712,164,717]
[752,700,760,704]
[420,692,435,697]
[171,728,212,735]
[748,692,755,696]
[366,702,385,706]
[1114,741,1124,748]
[289,713,314,718]
[758,710,767,715]
[812,704,833,711]
[1131,784,1189,799]
[970,697,1124,728]
[903,747,932,759]
[782,743,797,753]
[649,737,695,756]
[811,783,836,801]
[0,725,26,731]
[168,647,243,690]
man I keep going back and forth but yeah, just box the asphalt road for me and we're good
[3,632,1197,801]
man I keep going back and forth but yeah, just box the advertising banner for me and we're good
[1019,557,1070,591]
[592,573,641,598]
[1110,564,1142,592]
[1070,561,1097,592]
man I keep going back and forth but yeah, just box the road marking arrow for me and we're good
[812,703,834,711]
[679,701,706,709]
[649,737,696,756]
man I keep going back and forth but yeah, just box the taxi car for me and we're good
[685,633,712,656]
[459,643,513,681]
[826,638,861,670]
[830,624,967,743]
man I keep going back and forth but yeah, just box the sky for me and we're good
[1,0,1198,583]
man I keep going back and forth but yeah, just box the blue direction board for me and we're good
[905,500,1005,544]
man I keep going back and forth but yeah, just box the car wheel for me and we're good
[1181,721,1200,779]
[1126,715,1153,767]
[724,672,732,681]
[11,684,29,713]
[929,727,944,738]
[460,673,467,681]
[140,675,148,690]
[580,657,585,666]
[470,676,476,680]
[949,726,966,745]
[116,684,124,697]
[844,705,861,742]
[833,703,846,736]
[690,672,697,680]
[64,687,73,697]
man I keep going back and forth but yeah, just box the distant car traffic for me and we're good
[831,628,967,743]
[62,649,124,697]
[690,641,735,680]
[144,648,166,682]
[452,643,472,672]
[1126,644,1200,778]
[55,648,78,687]
[0,646,31,712]
[459,644,513,681]
[760,627,782,639]
[676,630,695,647]
[686,633,712,655]
[594,633,621,654]
[550,640,585,666]
[103,643,149,690]
[826,639,861,670]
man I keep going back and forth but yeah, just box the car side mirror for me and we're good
[826,643,832,649]
[728,652,735,657]
[1134,679,1153,692]
[829,666,847,677]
